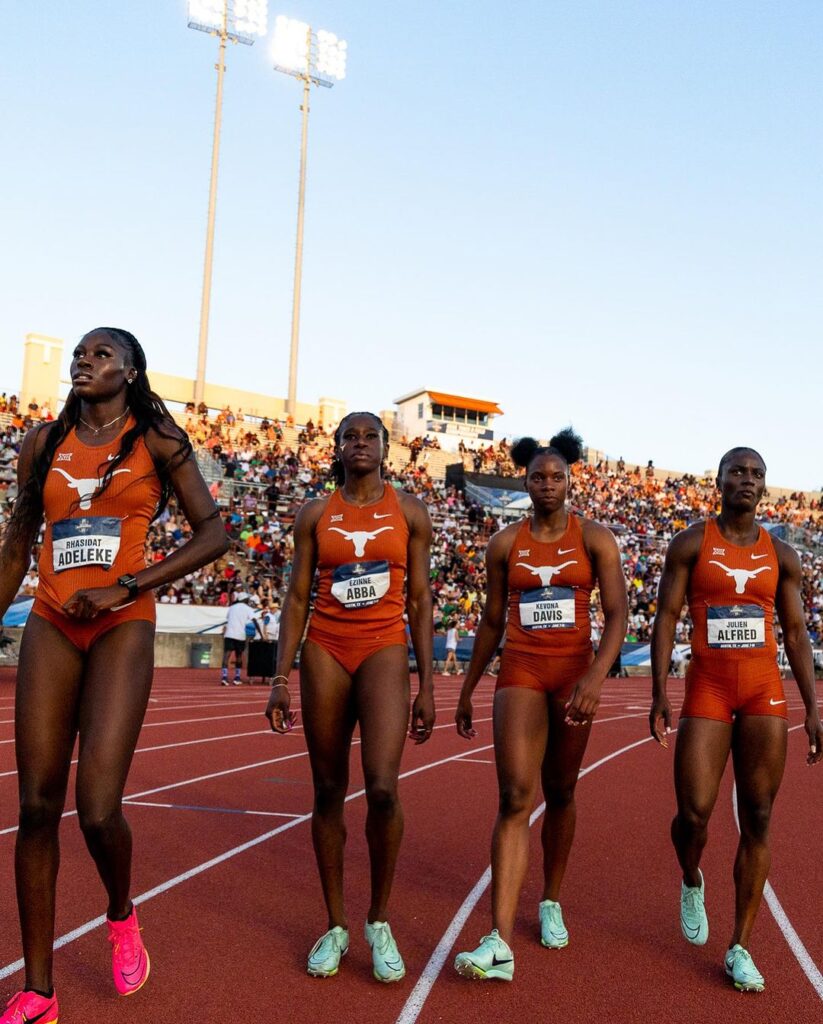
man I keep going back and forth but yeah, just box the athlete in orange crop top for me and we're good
[650,447,822,992]
[0,328,227,1021]
[265,411,433,983]
[453,430,627,980]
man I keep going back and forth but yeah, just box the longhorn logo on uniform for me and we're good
[51,467,131,510]
[515,560,577,587]
[328,526,393,557]
[708,560,771,595]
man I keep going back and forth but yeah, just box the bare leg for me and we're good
[14,615,84,993]
[354,646,410,923]
[300,641,357,930]
[672,717,733,887]
[730,716,787,949]
[74,621,155,919]
[490,688,548,944]
[540,698,593,901]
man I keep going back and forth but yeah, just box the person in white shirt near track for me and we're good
[221,591,261,685]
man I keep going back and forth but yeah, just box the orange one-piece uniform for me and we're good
[682,518,786,723]
[307,483,409,674]
[497,514,595,696]
[32,418,160,650]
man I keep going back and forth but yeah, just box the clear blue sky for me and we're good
[3,1,821,489]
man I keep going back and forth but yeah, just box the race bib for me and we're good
[707,605,765,648]
[519,586,576,630]
[331,560,390,609]
[52,516,122,573]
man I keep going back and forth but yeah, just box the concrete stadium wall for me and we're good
[1,628,225,670]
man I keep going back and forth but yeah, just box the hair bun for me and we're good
[549,427,583,466]
[511,436,541,469]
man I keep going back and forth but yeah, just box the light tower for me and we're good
[187,0,267,407]
[272,16,347,417]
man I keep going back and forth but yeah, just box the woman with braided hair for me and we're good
[0,328,227,1023]
[265,411,434,983]
[453,428,627,981]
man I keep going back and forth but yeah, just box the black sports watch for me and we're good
[117,574,139,601]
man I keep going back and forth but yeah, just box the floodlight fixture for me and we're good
[187,0,267,406]
[188,0,267,45]
[272,16,348,414]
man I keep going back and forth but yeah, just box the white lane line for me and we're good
[141,711,265,729]
[457,758,494,765]
[122,800,303,819]
[0,743,495,982]
[0,729,281,781]
[731,725,823,1001]
[395,732,656,1024]
[0,716,495,829]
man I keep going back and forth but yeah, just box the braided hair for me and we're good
[6,327,192,548]
[329,411,390,486]
[510,427,584,472]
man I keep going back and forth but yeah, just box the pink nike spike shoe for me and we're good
[107,905,151,996]
[0,989,59,1023]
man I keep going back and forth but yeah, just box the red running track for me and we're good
[0,667,821,1023]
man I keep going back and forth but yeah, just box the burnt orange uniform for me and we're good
[33,419,159,650]
[307,483,409,674]
[497,514,595,696]
[682,518,785,723]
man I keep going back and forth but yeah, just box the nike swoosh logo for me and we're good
[681,917,701,938]
[750,553,768,560]
[373,513,392,520]
[21,1006,57,1024]
[769,699,786,706]
[557,547,575,555]
[492,954,514,966]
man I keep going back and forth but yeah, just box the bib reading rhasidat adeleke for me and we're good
[331,560,390,609]
[519,586,576,630]
[52,516,122,573]
[707,605,766,649]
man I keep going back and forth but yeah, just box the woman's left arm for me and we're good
[564,520,628,724]
[774,539,823,765]
[401,492,435,743]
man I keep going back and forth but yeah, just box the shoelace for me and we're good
[733,949,756,972]
[109,922,141,965]
[683,888,702,912]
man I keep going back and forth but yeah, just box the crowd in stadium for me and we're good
[1,406,821,646]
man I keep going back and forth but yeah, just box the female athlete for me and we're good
[0,328,227,1023]
[453,430,627,980]
[265,412,434,983]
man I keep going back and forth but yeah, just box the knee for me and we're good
[498,783,532,819]
[543,782,576,811]
[677,803,711,835]
[740,802,772,843]
[19,794,64,834]
[314,778,347,814]
[77,804,124,841]
[365,779,399,816]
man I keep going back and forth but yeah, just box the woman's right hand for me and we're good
[265,684,297,734]
[455,691,476,740]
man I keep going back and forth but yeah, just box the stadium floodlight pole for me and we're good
[272,16,347,416]
[187,0,267,407]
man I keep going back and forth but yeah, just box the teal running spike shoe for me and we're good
[680,869,708,945]
[454,929,514,981]
[725,945,765,993]
[539,899,569,949]
[307,926,349,978]
[364,921,405,983]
